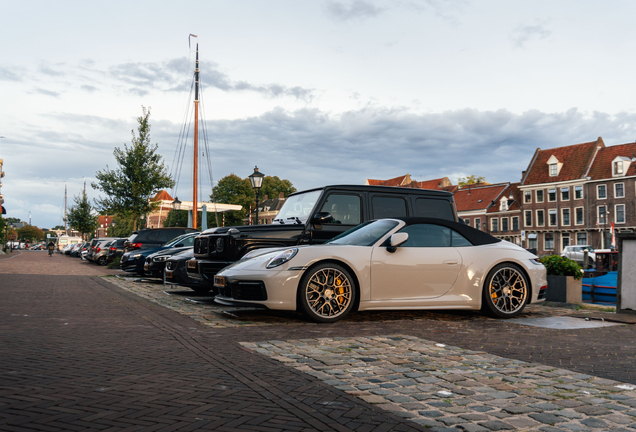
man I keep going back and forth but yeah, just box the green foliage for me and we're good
[17,225,45,242]
[540,255,583,280]
[92,106,175,231]
[107,256,121,269]
[52,225,66,230]
[210,173,297,227]
[67,191,98,239]
[5,217,22,224]
[458,175,486,187]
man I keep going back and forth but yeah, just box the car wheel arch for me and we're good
[296,259,361,313]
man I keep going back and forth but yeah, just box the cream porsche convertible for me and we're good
[213,218,547,323]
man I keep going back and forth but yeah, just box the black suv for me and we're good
[187,184,458,287]
[124,228,198,252]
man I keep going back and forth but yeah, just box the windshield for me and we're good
[327,219,399,246]
[273,190,323,224]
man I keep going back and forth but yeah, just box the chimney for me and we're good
[279,192,284,199]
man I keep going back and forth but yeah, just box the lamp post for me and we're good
[248,166,265,225]
[172,197,181,227]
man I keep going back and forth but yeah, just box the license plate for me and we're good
[166,270,174,279]
[214,276,226,288]
[187,260,197,270]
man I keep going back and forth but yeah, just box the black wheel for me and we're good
[98,256,108,266]
[297,263,356,323]
[481,263,529,318]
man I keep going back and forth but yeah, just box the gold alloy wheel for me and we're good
[488,266,528,315]
[305,267,353,319]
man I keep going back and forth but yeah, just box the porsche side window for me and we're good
[319,194,361,225]
[414,198,454,220]
[398,224,451,247]
[451,231,471,247]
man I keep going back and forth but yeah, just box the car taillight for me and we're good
[109,247,116,251]
[129,243,142,249]
[96,247,101,253]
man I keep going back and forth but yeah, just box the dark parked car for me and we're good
[143,233,198,278]
[108,238,126,261]
[187,184,459,288]
[165,249,212,293]
[124,227,197,253]
[121,232,199,275]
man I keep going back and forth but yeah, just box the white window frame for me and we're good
[512,216,519,231]
[615,204,626,224]
[536,209,545,227]
[524,191,532,203]
[544,232,554,251]
[464,218,470,226]
[615,182,625,198]
[597,184,607,199]
[524,210,532,227]
[597,205,607,224]
[575,206,584,226]
[614,161,624,175]
[548,188,557,202]
[549,164,558,176]
[561,187,570,201]
[474,217,481,230]
[501,217,509,232]
[549,208,557,226]
[536,190,544,203]
[575,185,583,199]
[491,218,499,232]
[561,208,570,226]
[561,233,570,250]
[577,232,587,245]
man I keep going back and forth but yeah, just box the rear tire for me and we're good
[98,256,108,266]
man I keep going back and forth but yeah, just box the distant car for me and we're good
[86,238,110,262]
[121,232,199,275]
[561,245,595,265]
[61,243,74,255]
[92,239,116,266]
[214,217,548,323]
[124,227,198,253]
[143,233,198,278]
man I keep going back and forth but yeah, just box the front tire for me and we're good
[298,263,356,323]
[481,263,529,318]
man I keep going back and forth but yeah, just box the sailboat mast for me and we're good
[193,43,199,230]
[64,184,68,235]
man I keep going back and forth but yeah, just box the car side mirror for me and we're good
[387,232,409,253]
[311,212,333,225]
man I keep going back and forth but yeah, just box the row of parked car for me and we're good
[61,238,126,265]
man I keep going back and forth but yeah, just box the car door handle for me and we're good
[443,260,458,265]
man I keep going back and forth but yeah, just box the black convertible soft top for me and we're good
[394,217,502,246]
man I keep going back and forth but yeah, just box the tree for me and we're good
[18,225,44,242]
[52,225,66,230]
[92,107,175,230]
[5,217,21,225]
[210,174,297,227]
[458,175,486,187]
[67,191,98,239]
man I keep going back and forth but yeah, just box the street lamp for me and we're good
[248,166,265,225]
[172,197,181,227]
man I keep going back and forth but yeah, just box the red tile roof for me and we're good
[454,183,508,212]
[152,190,174,201]
[417,178,448,190]
[366,175,409,187]
[522,138,604,185]
[587,142,636,180]
[486,183,521,213]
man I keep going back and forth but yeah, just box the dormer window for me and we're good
[547,155,563,177]
[499,196,508,211]
[612,156,631,177]
[614,161,623,175]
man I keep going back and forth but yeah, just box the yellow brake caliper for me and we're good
[335,277,345,303]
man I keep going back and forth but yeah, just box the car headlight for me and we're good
[530,258,543,266]
[133,253,142,258]
[266,248,298,269]
[153,256,168,262]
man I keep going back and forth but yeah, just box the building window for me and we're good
[536,190,544,203]
[464,218,470,226]
[501,218,509,232]
[577,233,587,245]
[548,189,556,202]
[562,233,570,249]
[537,210,545,226]
[575,185,583,199]
[545,233,554,250]
[528,237,537,249]
[549,164,558,176]
[524,191,532,203]
[616,204,625,224]
[615,183,625,198]
[598,205,607,224]
[614,161,624,175]
[475,218,481,230]
[575,207,584,225]
[562,208,570,226]
[491,218,499,232]
[549,209,557,226]
[524,210,532,227]
[512,216,519,231]
[561,187,570,201]
[597,184,607,199]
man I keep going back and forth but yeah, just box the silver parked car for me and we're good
[561,245,595,265]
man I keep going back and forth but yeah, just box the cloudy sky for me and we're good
[3,0,636,229]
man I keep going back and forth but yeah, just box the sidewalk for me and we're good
[2,252,636,431]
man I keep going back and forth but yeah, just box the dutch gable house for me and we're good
[454,183,518,240]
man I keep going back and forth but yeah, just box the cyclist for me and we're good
[47,241,55,257]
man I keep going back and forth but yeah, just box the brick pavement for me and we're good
[2,252,636,431]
